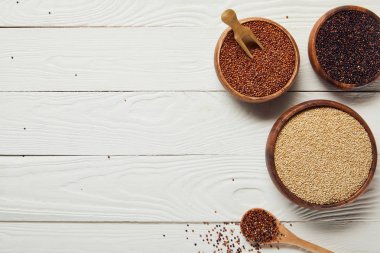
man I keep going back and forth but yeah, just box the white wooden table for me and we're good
[0,1,379,252]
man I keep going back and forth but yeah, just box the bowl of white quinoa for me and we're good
[266,100,377,209]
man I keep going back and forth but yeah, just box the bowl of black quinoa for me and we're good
[308,6,380,90]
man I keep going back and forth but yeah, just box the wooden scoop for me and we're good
[221,9,264,59]
[241,209,334,253]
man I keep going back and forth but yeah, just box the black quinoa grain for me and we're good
[316,10,380,85]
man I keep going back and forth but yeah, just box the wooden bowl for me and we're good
[214,18,300,103]
[266,100,377,209]
[308,6,380,90]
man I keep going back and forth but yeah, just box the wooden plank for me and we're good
[0,155,378,222]
[0,28,379,92]
[0,0,378,27]
[0,27,218,92]
[0,92,378,155]
[0,221,377,252]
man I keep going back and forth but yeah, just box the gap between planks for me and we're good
[0,26,197,28]
[0,90,379,93]
[0,154,228,157]
[0,220,373,224]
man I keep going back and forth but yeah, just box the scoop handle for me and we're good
[221,9,241,32]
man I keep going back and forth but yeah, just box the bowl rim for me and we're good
[214,17,300,103]
[308,5,380,90]
[265,99,377,209]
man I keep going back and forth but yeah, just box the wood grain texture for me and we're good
[0,27,379,92]
[0,155,379,222]
[0,1,379,251]
[0,92,378,155]
[0,221,378,253]
[0,0,378,27]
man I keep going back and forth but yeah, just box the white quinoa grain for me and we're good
[274,107,373,205]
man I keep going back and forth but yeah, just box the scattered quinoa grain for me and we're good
[186,222,263,253]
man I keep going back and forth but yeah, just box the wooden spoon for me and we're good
[221,9,264,59]
[241,208,334,253]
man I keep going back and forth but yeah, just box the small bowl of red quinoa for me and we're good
[214,17,300,103]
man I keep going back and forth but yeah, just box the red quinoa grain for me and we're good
[187,222,263,253]
[219,20,296,97]
[240,209,279,244]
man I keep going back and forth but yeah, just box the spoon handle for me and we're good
[285,236,334,253]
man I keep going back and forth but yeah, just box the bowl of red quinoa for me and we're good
[308,6,380,90]
[215,18,300,103]
[266,100,377,209]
